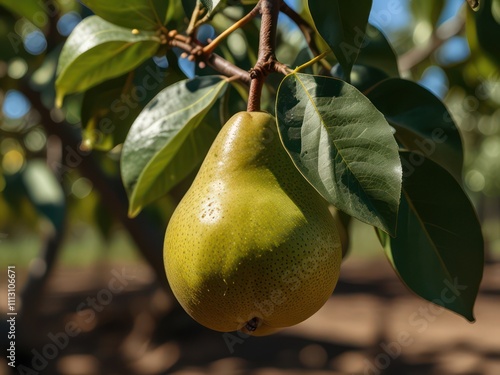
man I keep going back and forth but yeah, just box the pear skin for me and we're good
[164,111,342,335]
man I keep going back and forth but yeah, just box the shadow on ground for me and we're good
[2,258,499,375]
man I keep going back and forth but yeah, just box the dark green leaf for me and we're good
[469,0,500,65]
[356,24,400,78]
[81,0,168,30]
[0,15,20,60]
[80,74,138,151]
[0,0,48,28]
[308,0,373,80]
[276,73,401,235]
[147,122,217,197]
[331,63,389,93]
[366,78,464,181]
[299,1,332,54]
[121,76,228,217]
[465,2,499,77]
[378,152,484,321]
[182,0,197,19]
[166,0,186,23]
[55,16,160,107]
[292,47,315,74]
[22,160,65,231]
[80,55,180,152]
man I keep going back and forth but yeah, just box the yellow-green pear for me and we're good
[163,111,342,336]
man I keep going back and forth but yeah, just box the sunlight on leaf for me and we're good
[55,16,160,107]
[121,76,228,217]
[276,73,401,235]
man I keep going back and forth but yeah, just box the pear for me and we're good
[163,111,342,336]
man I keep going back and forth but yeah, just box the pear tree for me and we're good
[0,0,488,333]
[56,0,484,325]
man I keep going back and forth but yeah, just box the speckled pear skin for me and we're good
[163,111,342,336]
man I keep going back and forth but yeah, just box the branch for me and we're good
[170,33,251,84]
[186,1,205,36]
[202,3,261,55]
[248,0,281,111]
[170,0,295,106]
[208,53,252,83]
[398,14,465,73]
[19,227,64,327]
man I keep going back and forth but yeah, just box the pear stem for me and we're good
[247,0,281,112]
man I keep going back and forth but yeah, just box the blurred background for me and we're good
[1,0,500,374]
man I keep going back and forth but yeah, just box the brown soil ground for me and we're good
[1,257,499,375]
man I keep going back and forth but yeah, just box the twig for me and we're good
[208,54,252,83]
[186,1,205,36]
[170,35,252,84]
[399,13,465,72]
[202,2,261,55]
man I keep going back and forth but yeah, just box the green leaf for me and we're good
[121,76,228,217]
[81,0,168,30]
[199,0,258,15]
[22,160,65,231]
[80,74,138,151]
[80,55,181,152]
[298,1,332,55]
[276,73,402,235]
[366,78,464,181]
[148,121,218,194]
[308,0,373,80]
[166,0,186,23]
[0,0,48,27]
[55,16,160,107]
[356,24,400,78]
[331,64,389,93]
[470,0,500,66]
[292,47,315,74]
[378,152,484,321]
[465,3,499,77]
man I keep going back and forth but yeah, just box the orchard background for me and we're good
[1,0,500,374]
